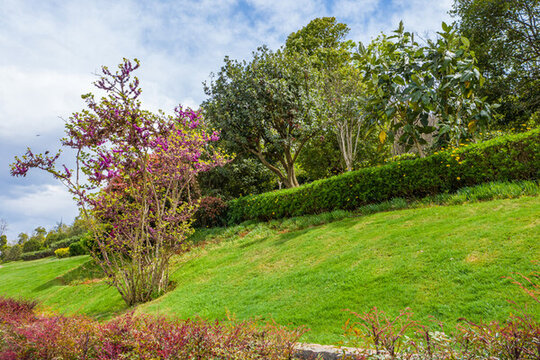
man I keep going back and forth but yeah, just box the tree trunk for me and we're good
[250,146,302,188]
[285,164,299,187]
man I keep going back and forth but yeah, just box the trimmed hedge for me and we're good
[21,249,54,261]
[49,235,83,251]
[68,240,88,256]
[227,128,539,224]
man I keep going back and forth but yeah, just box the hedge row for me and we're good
[20,249,54,261]
[19,236,88,261]
[226,128,539,224]
[49,235,83,251]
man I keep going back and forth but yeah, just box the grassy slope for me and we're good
[1,197,539,344]
[0,256,123,319]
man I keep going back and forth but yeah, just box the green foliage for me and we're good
[203,46,323,188]
[285,16,353,68]
[21,249,54,261]
[44,231,68,248]
[68,241,88,256]
[22,238,43,253]
[385,152,419,163]
[54,247,70,259]
[16,233,28,245]
[357,21,495,155]
[192,179,539,243]
[198,156,276,199]
[226,129,539,224]
[297,133,344,181]
[451,0,540,125]
[3,245,22,262]
[0,235,7,261]
[287,17,373,172]
[49,235,83,251]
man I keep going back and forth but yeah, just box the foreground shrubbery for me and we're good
[0,297,304,360]
[227,128,539,224]
[340,306,540,360]
[340,268,540,360]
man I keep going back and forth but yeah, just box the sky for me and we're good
[0,0,453,241]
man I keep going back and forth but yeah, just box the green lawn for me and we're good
[0,256,123,319]
[1,196,539,344]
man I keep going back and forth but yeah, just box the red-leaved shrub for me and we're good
[194,196,228,228]
[0,297,305,360]
[342,307,540,360]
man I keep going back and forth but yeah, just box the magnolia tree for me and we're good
[357,22,496,156]
[11,59,228,305]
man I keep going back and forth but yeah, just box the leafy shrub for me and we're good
[194,196,228,228]
[21,248,54,261]
[0,297,38,326]
[342,307,540,359]
[0,297,305,359]
[54,247,70,258]
[44,231,68,248]
[3,245,22,262]
[49,235,83,251]
[226,128,539,224]
[22,237,43,253]
[68,240,88,256]
[456,315,540,360]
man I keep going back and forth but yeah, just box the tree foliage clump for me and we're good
[451,0,540,125]
[357,21,495,156]
[287,17,373,172]
[204,47,322,188]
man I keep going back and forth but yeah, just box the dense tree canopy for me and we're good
[357,22,494,155]
[203,47,322,188]
[451,0,540,124]
[287,17,371,171]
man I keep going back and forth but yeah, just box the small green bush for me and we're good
[21,249,54,261]
[226,128,539,224]
[54,247,70,259]
[68,241,88,256]
[22,238,43,253]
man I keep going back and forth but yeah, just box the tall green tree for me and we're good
[287,17,370,171]
[451,0,540,124]
[357,22,494,155]
[204,47,322,188]
[0,235,7,261]
[17,232,28,246]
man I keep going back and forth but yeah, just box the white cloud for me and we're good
[0,184,77,240]
[0,66,92,142]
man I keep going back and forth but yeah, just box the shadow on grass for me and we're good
[34,259,105,291]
